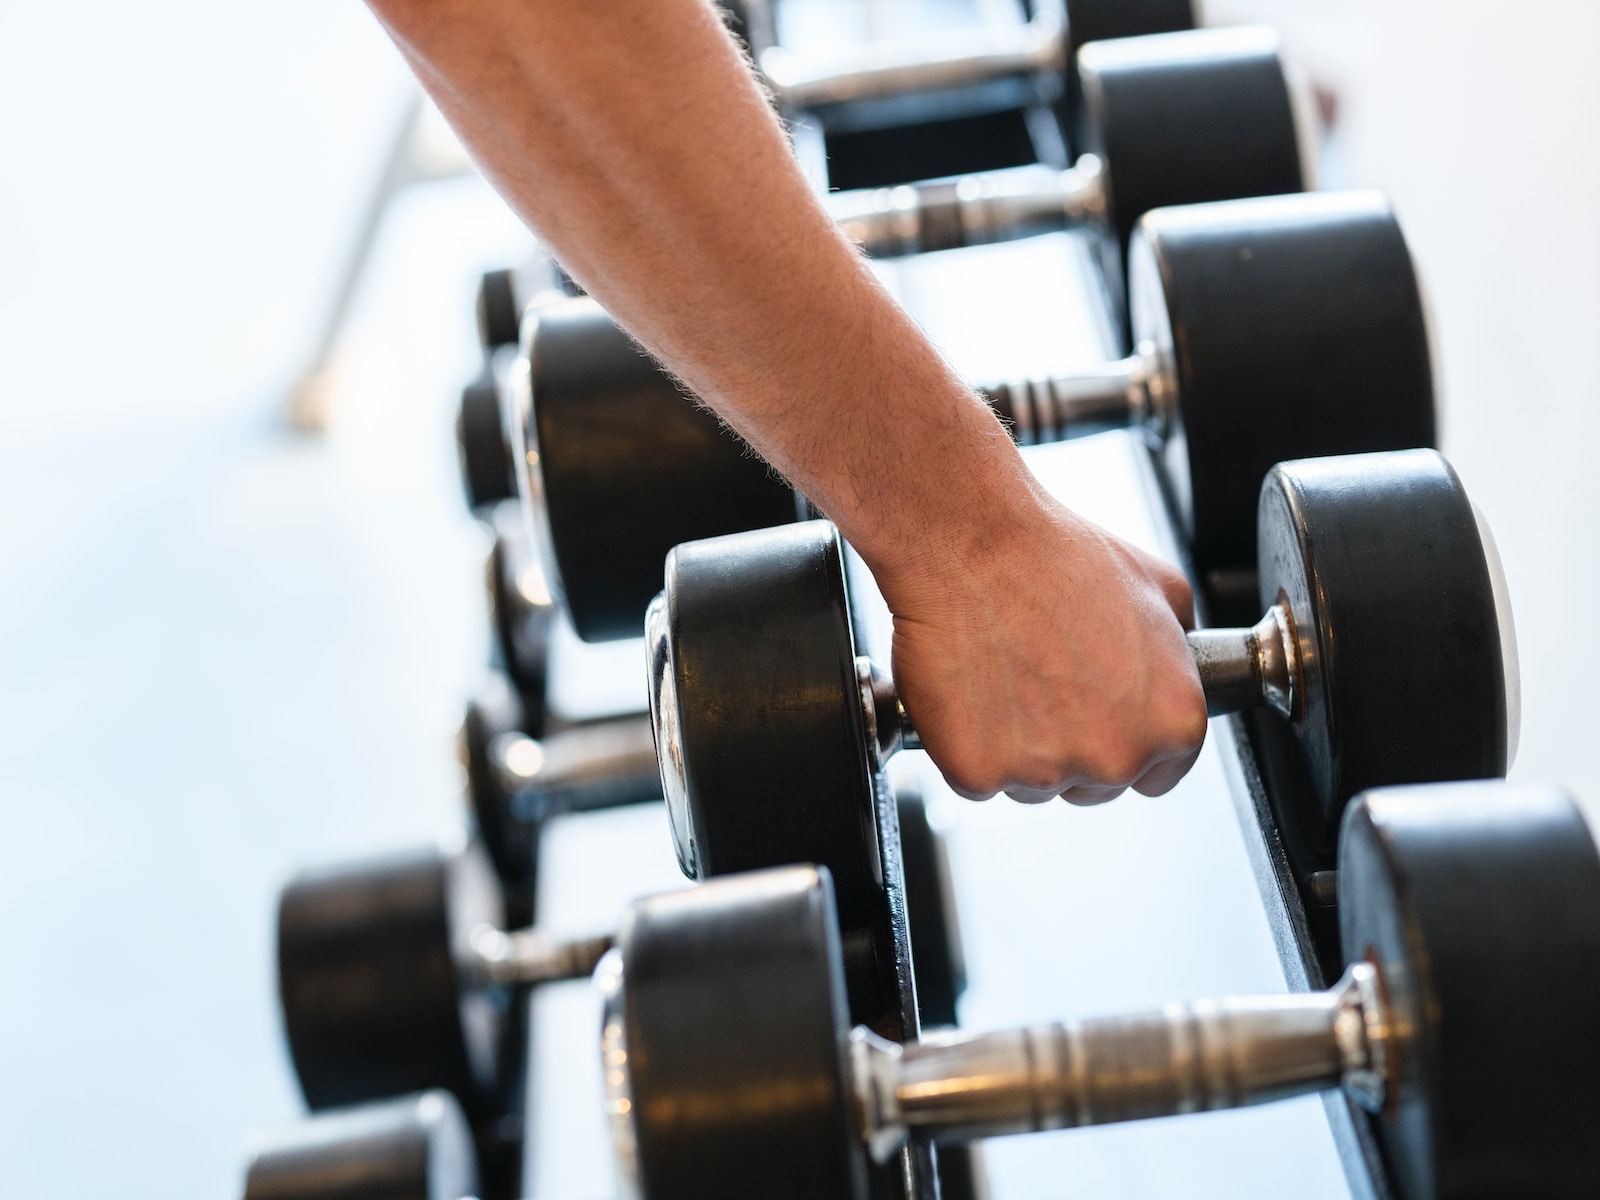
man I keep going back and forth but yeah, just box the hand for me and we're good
[881,487,1207,805]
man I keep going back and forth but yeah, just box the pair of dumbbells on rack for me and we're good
[245,779,1600,1200]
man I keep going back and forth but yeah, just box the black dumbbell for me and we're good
[458,349,520,513]
[463,690,662,925]
[521,189,1434,641]
[479,500,555,715]
[277,841,612,1120]
[826,25,1306,268]
[647,450,1513,922]
[603,781,1600,1200]
[243,1091,478,1200]
[459,693,969,1029]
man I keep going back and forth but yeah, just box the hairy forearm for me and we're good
[366,0,1038,587]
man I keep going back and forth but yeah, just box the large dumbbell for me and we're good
[648,450,1514,918]
[243,1091,478,1200]
[826,25,1307,267]
[603,781,1600,1200]
[277,841,611,1120]
[521,189,1434,641]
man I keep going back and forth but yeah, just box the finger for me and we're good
[1131,742,1205,798]
[1003,783,1061,805]
[1058,783,1128,807]
[1161,570,1196,630]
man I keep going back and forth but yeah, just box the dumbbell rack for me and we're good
[253,2,1460,1197]
[818,227,1394,1200]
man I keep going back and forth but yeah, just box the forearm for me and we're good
[365,0,1037,587]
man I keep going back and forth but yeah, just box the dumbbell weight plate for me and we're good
[461,671,539,926]
[1080,25,1303,264]
[278,844,514,1117]
[1131,190,1437,577]
[611,865,865,1200]
[244,1091,478,1200]
[457,351,519,511]
[1258,449,1507,851]
[476,269,522,354]
[1339,781,1600,1198]
[527,298,798,642]
[651,520,883,931]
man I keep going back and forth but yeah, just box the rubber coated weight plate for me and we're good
[476,269,521,353]
[528,298,798,642]
[617,866,864,1200]
[1258,450,1506,848]
[457,354,518,511]
[652,521,883,930]
[1340,783,1600,1199]
[1063,0,1193,113]
[244,1091,478,1200]
[1131,191,1436,574]
[1080,26,1302,260]
[897,791,966,1029]
[485,502,552,706]
[278,844,512,1117]
[461,671,538,926]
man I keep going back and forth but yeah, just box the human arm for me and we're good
[364,0,1207,801]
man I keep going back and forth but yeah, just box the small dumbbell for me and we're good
[648,450,1515,924]
[463,690,662,924]
[277,841,612,1119]
[521,188,1434,641]
[825,25,1307,267]
[602,781,1600,1200]
[242,1091,479,1200]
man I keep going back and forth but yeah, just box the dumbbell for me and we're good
[277,841,612,1120]
[243,1091,478,1200]
[458,686,968,1028]
[462,682,662,926]
[603,781,1600,1200]
[825,25,1307,268]
[521,188,1434,641]
[648,450,1515,920]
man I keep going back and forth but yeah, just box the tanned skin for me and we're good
[366,0,1207,803]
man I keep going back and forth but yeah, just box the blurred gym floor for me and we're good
[0,2,1595,1196]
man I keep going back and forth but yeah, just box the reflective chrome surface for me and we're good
[511,312,569,610]
[646,590,697,878]
[596,949,642,1200]
[829,157,1106,258]
[1189,603,1298,721]
[981,347,1147,446]
[856,655,921,772]
[491,715,661,816]
[760,11,1065,109]
[463,923,615,988]
[850,963,1389,1161]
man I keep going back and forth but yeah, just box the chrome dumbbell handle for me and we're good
[464,925,615,989]
[859,603,1299,770]
[491,714,662,817]
[851,962,1387,1161]
[759,11,1067,109]
[827,157,1106,259]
